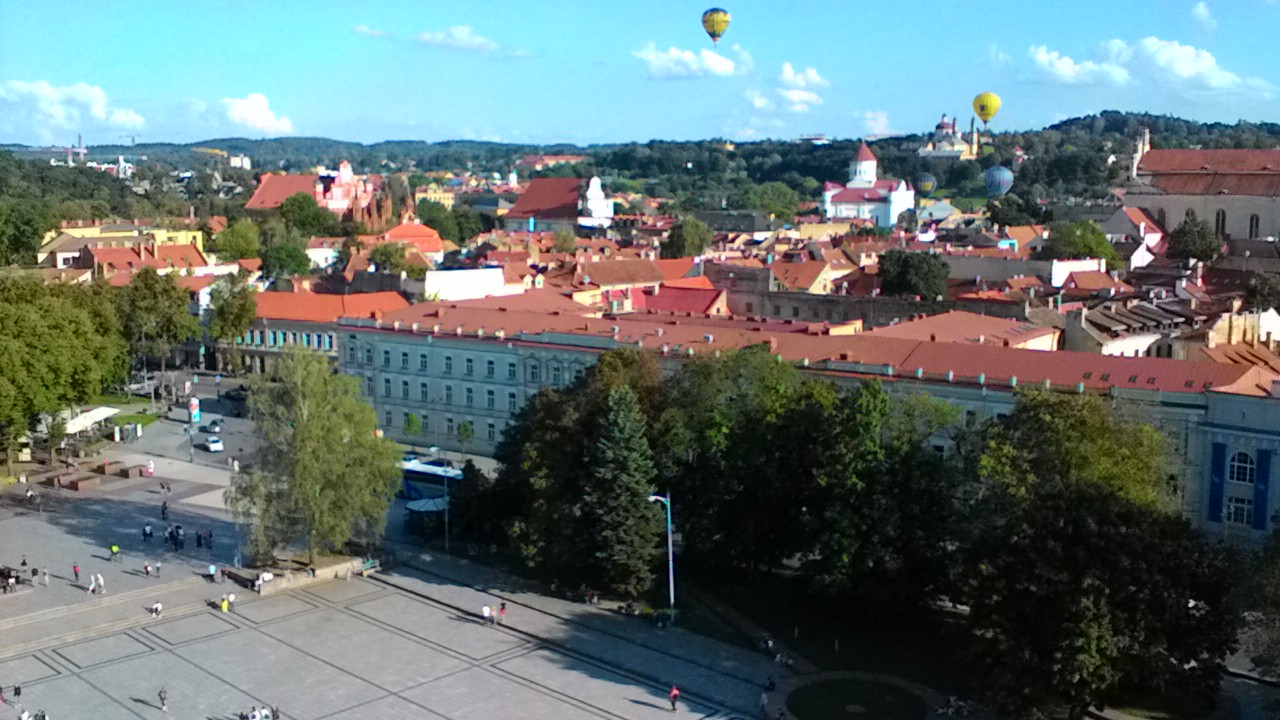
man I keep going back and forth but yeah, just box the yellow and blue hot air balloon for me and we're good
[914,173,938,197]
[973,92,1001,126]
[702,8,730,45]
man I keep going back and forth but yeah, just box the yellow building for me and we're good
[38,223,206,267]
[413,183,456,210]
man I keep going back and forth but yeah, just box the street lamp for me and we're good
[648,492,674,623]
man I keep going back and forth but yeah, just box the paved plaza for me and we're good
[0,476,772,720]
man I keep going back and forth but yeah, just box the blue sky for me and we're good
[1,0,1278,146]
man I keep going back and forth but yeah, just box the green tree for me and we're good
[261,243,312,279]
[457,420,474,462]
[661,218,712,258]
[416,200,459,242]
[970,483,1238,720]
[452,204,483,242]
[1248,273,1280,311]
[552,228,577,253]
[979,389,1170,509]
[404,412,422,439]
[878,249,949,299]
[1040,221,1118,267]
[213,219,261,260]
[208,272,257,373]
[368,243,408,274]
[0,199,53,265]
[115,268,199,375]
[279,193,338,237]
[1167,213,1220,260]
[747,181,801,222]
[581,385,663,596]
[225,350,401,564]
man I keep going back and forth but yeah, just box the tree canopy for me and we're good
[368,243,409,274]
[279,193,339,237]
[1167,213,1220,261]
[661,218,712,259]
[261,242,312,279]
[878,249,949,299]
[213,218,261,260]
[1040,221,1118,267]
[115,268,199,372]
[207,273,257,372]
[416,200,459,242]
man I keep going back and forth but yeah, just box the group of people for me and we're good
[478,602,507,626]
[235,704,279,719]
[2,557,47,594]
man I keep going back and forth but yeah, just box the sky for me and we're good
[1,0,1279,147]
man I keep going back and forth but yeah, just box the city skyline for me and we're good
[1,0,1278,146]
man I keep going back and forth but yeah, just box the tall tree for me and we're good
[1248,272,1280,311]
[748,181,801,221]
[452,204,483,242]
[552,228,577,253]
[280,193,338,237]
[581,385,663,596]
[661,218,712,258]
[213,218,261,260]
[225,350,401,563]
[115,268,199,375]
[878,249,949,299]
[261,243,312,279]
[1040,221,1118,267]
[1167,212,1220,260]
[0,199,53,264]
[416,200,459,242]
[207,272,258,372]
[368,243,408,274]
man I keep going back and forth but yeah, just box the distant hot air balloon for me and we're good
[973,92,1002,126]
[914,173,937,197]
[702,8,731,45]
[984,166,1014,197]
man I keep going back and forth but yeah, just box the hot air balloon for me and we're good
[984,166,1014,197]
[973,92,1001,126]
[914,173,937,197]
[702,8,730,45]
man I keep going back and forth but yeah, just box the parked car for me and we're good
[205,437,225,453]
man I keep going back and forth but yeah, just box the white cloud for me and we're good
[744,89,774,110]
[777,88,823,113]
[1135,36,1243,89]
[414,26,499,53]
[1028,45,1131,84]
[353,25,388,37]
[633,42,736,79]
[778,62,828,89]
[731,44,754,73]
[0,80,145,140]
[221,93,293,134]
[862,110,892,135]
[1192,2,1217,29]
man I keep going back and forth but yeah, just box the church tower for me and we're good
[849,143,878,187]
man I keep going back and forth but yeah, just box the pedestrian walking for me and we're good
[249,706,260,720]
[96,573,105,595]
[73,563,79,583]
[109,543,121,562]
[87,575,97,595]
[759,691,769,715]
[144,561,152,577]
[220,596,229,613]
[155,561,161,578]
[481,604,491,625]
[669,686,680,712]
[12,685,19,701]
[20,555,28,570]
[158,687,167,713]
[498,602,507,625]
[161,501,168,520]
[227,592,236,613]
[150,601,163,618]
[147,459,155,478]
[143,523,152,542]
[42,568,48,586]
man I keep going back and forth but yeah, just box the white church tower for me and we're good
[849,143,878,188]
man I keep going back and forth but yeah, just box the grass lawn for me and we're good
[92,392,140,406]
[707,578,973,694]
[1112,687,1217,720]
[787,679,927,720]
[112,412,160,427]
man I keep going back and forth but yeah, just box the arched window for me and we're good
[1250,214,1261,238]
[1214,209,1227,238]
[1229,451,1256,485]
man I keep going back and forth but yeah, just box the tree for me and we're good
[457,420,474,462]
[580,385,663,596]
[280,193,338,237]
[452,204,483,242]
[1167,213,1220,261]
[213,219,260,260]
[969,483,1238,720]
[979,389,1171,509]
[416,200,459,242]
[404,413,422,441]
[661,218,712,258]
[747,181,800,222]
[208,273,257,372]
[1040,221,1118,267]
[1248,273,1280,311]
[261,243,312,279]
[878,249,949,299]
[368,243,408,274]
[0,199,53,265]
[225,350,401,564]
[115,268,199,375]
[552,228,577,253]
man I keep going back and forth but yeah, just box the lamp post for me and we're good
[648,492,674,623]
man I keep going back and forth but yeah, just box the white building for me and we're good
[822,144,915,228]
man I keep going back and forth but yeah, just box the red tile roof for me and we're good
[856,143,877,163]
[866,310,1058,347]
[176,275,217,292]
[238,258,262,272]
[638,286,727,315]
[1064,271,1133,293]
[380,222,444,254]
[506,178,581,220]
[772,261,829,292]
[652,257,698,282]
[256,291,409,323]
[1140,149,1280,174]
[663,276,715,290]
[245,174,318,210]
[1122,207,1164,235]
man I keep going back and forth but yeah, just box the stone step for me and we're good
[0,576,206,633]
[0,601,209,660]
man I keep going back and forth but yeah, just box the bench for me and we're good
[358,558,381,577]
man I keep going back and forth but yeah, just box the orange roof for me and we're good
[772,261,828,291]
[652,257,698,282]
[506,178,581,220]
[256,291,409,323]
[1065,271,1134,293]
[1122,207,1164,234]
[245,174,318,210]
[176,275,217,292]
[639,286,727,315]
[855,143,877,163]
[238,258,262,272]
[663,276,715,290]
[866,310,1058,347]
[382,221,445,253]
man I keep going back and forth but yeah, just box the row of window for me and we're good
[384,411,498,442]
[368,378,521,411]
[240,329,334,351]
[1167,208,1265,239]
[348,347,518,380]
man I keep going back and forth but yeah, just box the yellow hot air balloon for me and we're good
[973,92,1001,125]
[702,8,730,45]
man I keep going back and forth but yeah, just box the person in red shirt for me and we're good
[668,686,680,712]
